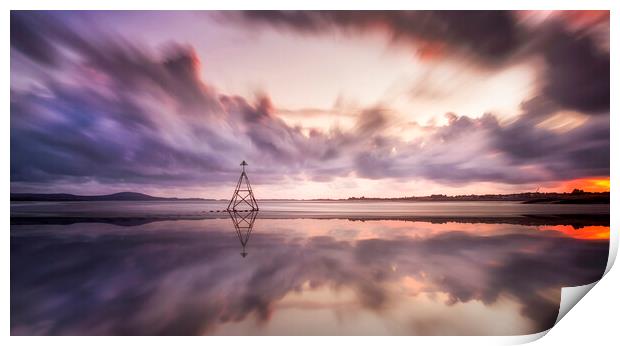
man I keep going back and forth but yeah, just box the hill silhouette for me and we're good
[10,192,210,202]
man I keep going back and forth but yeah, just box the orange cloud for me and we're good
[416,41,446,61]
[558,176,610,192]
[557,10,610,29]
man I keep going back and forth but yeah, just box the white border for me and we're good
[3,1,616,345]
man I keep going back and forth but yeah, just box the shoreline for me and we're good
[11,213,610,228]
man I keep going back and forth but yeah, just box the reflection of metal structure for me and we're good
[228,210,258,257]
[227,160,259,212]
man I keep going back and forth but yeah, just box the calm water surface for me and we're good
[11,202,609,335]
[10,200,611,218]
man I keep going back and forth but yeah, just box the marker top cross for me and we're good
[226,161,259,212]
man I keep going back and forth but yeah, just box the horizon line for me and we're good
[10,189,610,201]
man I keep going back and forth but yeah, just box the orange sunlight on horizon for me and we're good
[557,177,610,193]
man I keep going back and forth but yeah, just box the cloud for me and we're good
[538,24,610,113]
[10,12,392,190]
[352,108,609,184]
[228,11,522,65]
[10,12,59,66]
[10,11,609,195]
[229,11,609,114]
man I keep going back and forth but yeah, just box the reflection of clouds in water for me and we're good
[539,225,610,240]
[11,220,608,335]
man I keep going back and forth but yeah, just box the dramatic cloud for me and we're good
[230,11,523,65]
[538,24,610,113]
[231,11,609,113]
[10,11,609,197]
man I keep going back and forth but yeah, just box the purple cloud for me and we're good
[10,11,609,195]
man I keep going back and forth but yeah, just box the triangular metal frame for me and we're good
[226,161,259,212]
[228,210,258,257]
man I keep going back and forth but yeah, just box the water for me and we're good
[11,201,610,335]
[10,200,611,218]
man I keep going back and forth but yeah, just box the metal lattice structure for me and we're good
[226,160,259,212]
[228,210,258,257]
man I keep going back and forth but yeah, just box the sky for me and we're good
[10,11,610,199]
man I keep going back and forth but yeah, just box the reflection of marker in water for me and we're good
[228,209,258,258]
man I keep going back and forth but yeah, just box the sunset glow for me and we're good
[559,177,610,193]
[10,11,609,198]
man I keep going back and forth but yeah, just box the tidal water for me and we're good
[11,201,610,335]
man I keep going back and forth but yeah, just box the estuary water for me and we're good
[11,201,610,335]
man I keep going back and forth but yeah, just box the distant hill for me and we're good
[10,192,212,202]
